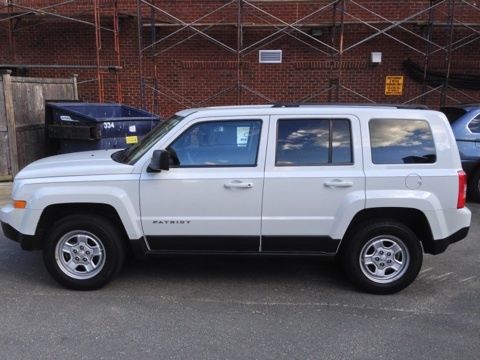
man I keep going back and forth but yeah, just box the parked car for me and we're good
[1,104,471,294]
[441,104,480,201]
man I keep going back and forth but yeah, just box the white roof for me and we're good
[174,104,437,119]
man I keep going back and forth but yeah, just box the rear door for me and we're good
[261,115,365,253]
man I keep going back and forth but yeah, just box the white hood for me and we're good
[15,150,133,179]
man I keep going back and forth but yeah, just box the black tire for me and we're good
[468,169,480,202]
[43,214,126,290]
[340,220,423,294]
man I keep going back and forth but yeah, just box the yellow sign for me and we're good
[125,135,138,144]
[385,76,404,96]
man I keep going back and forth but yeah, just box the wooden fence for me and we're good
[0,70,78,179]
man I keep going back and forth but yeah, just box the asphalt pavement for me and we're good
[0,186,479,359]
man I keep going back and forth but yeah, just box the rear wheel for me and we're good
[340,220,423,294]
[43,214,125,290]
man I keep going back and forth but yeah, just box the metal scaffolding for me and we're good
[0,0,123,102]
[1,1,480,115]
[135,0,480,115]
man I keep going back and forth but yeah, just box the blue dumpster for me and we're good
[46,102,161,154]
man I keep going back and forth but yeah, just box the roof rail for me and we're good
[271,102,429,110]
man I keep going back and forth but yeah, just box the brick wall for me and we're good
[1,0,479,117]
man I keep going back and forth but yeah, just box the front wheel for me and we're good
[43,214,126,290]
[340,220,423,294]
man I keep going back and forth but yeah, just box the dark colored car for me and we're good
[442,104,480,201]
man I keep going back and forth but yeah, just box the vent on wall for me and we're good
[259,50,282,64]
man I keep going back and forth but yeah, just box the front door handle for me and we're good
[224,180,254,189]
[324,179,353,188]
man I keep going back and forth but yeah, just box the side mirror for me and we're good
[147,150,170,172]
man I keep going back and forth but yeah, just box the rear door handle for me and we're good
[224,180,254,189]
[324,179,353,188]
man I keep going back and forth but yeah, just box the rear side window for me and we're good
[276,119,352,166]
[468,116,480,133]
[369,119,436,164]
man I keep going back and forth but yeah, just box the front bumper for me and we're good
[1,203,43,251]
[0,203,42,239]
[1,221,42,251]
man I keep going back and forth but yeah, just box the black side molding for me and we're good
[262,236,339,253]
[144,235,339,255]
[146,236,259,252]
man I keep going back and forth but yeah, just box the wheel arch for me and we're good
[338,207,436,254]
[35,203,131,251]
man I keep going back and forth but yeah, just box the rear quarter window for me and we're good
[369,119,436,164]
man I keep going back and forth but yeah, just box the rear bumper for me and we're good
[1,221,42,251]
[427,227,469,255]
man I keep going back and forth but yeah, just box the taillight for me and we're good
[457,170,467,209]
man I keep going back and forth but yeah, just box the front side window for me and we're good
[276,119,352,166]
[369,119,436,164]
[468,116,480,133]
[167,120,262,167]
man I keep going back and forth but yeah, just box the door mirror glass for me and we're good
[148,149,170,172]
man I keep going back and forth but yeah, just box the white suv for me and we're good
[0,104,471,293]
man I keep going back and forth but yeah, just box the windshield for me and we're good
[113,115,184,164]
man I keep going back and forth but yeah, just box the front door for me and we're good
[140,116,268,252]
